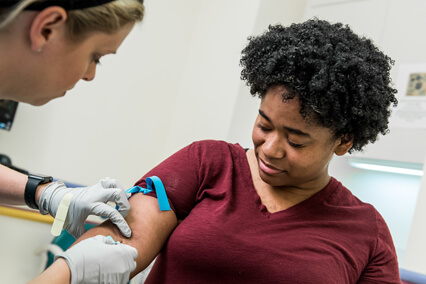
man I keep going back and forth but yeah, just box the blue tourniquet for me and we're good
[126,176,171,211]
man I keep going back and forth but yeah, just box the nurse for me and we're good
[0,0,144,283]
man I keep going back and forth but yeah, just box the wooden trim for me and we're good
[0,205,54,224]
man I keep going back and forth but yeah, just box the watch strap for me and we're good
[25,175,53,210]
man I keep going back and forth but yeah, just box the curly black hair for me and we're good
[240,19,398,153]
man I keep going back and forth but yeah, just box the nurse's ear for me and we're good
[29,6,67,52]
[334,134,354,156]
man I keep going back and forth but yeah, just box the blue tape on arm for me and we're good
[124,176,171,211]
[146,176,171,211]
[126,186,152,195]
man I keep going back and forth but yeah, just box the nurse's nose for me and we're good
[82,63,96,81]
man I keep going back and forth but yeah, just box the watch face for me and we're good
[29,174,53,183]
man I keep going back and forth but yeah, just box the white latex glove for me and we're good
[56,235,138,284]
[39,178,131,239]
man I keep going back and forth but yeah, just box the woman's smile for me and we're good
[258,158,284,175]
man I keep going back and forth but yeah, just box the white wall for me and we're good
[162,0,262,155]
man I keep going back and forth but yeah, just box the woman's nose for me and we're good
[263,134,285,159]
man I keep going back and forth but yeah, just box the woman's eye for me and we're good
[288,140,304,148]
[257,124,270,131]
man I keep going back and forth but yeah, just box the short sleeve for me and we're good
[358,212,401,283]
[132,140,241,220]
[133,142,203,219]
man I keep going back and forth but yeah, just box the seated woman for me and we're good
[74,19,400,283]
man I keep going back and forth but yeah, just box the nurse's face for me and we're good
[252,85,351,192]
[21,22,135,106]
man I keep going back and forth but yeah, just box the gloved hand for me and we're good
[38,178,131,239]
[56,235,138,284]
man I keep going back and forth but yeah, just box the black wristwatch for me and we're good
[25,174,53,210]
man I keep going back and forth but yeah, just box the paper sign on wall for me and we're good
[391,64,426,129]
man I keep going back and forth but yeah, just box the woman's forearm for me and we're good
[74,193,178,278]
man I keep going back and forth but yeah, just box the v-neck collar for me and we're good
[239,147,338,219]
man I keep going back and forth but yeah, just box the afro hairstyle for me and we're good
[240,18,398,153]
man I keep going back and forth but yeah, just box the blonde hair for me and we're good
[0,0,145,39]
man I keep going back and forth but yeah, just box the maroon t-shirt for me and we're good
[135,140,400,284]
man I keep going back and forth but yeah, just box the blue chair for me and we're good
[400,268,426,284]
[44,223,97,268]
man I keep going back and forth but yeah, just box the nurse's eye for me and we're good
[93,54,102,65]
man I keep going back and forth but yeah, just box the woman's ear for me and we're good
[334,134,354,156]
[29,7,67,52]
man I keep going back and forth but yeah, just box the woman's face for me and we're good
[18,22,135,106]
[252,85,348,192]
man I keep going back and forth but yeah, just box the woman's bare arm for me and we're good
[73,193,178,278]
